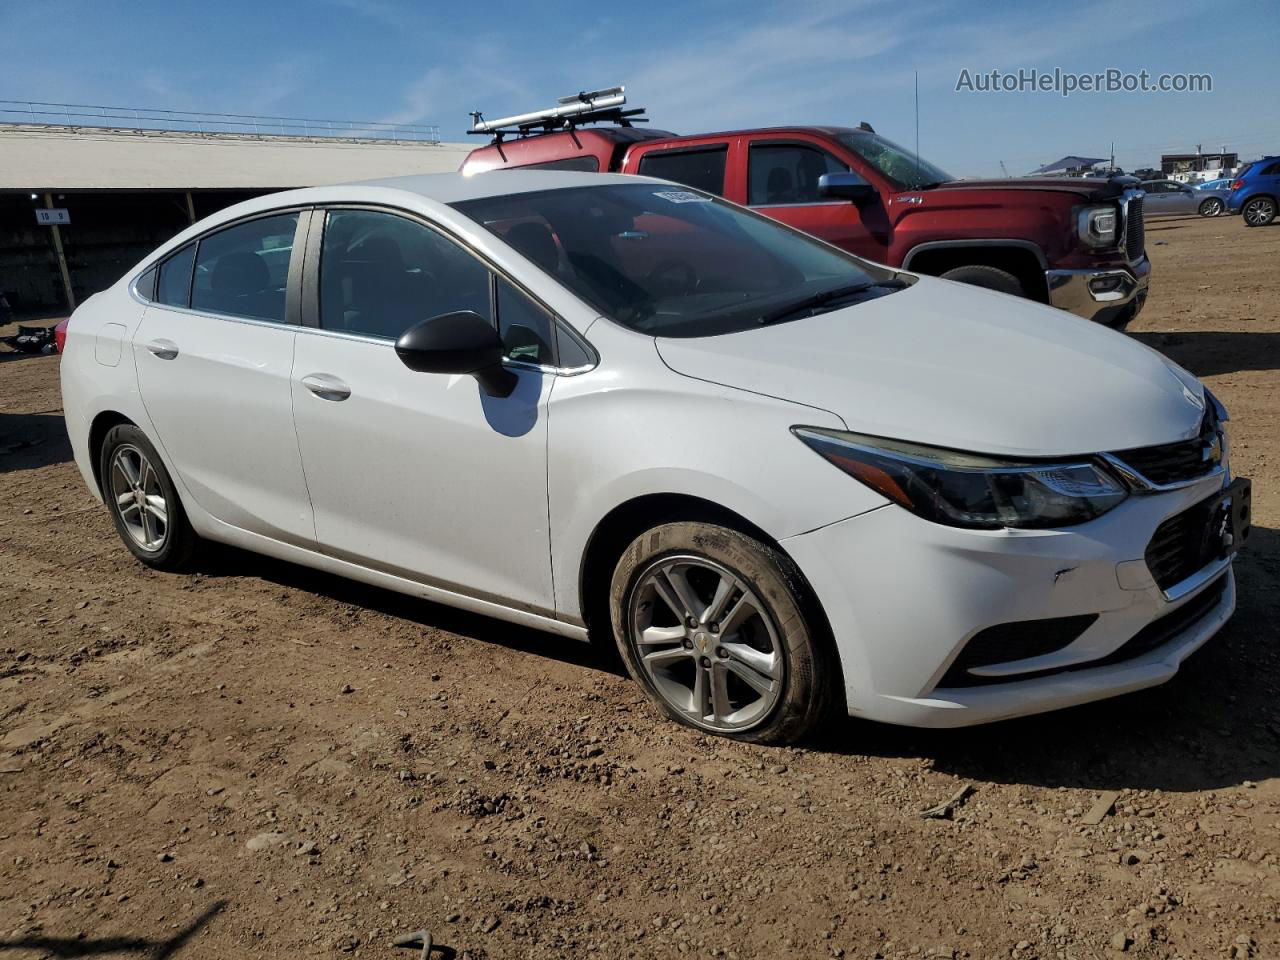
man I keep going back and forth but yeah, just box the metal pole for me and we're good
[185,190,197,224]
[44,193,76,312]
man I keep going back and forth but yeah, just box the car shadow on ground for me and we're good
[814,524,1280,794]
[0,411,72,473]
[1131,330,1280,377]
[196,545,629,679]
[0,901,225,959]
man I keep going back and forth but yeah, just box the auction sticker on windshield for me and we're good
[653,190,711,203]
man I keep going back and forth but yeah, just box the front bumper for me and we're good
[1046,255,1150,328]
[783,471,1236,728]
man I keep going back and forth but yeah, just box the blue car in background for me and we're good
[1228,157,1280,226]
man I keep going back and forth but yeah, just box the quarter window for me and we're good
[156,244,195,308]
[496,277,555,366]
[637,147,728,196]
[190,214,299,322]
[748,143,850,205]
[318,209,492,340]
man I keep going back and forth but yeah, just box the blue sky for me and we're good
[2,0,1277,176]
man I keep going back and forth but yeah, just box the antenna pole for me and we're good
[914,71,920,180]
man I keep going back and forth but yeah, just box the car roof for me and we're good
[350,169,646,203]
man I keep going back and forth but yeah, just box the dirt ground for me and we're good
[1,214,1278,960]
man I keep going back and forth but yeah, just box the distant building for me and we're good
[1160,149,1239,183]
[1026,156,1108,177]
[0,107,470,319]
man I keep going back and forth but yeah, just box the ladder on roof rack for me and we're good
[468,85,647,140]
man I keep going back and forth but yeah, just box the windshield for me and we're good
[452,183,901,337]
[836,132,953,190]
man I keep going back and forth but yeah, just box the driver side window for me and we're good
[318,209,492,340]
[748,143,851,206]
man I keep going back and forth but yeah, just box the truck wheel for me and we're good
[100,424,201,570]
[1198,197,1224,217]
[939,264,1026,297]
[1242,196,1276,227]
[609,521,838,745]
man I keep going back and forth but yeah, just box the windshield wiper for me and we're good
[757,280,905,327]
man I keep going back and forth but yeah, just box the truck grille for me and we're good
[1145,494,1220,591]
[1125,196,1145,262]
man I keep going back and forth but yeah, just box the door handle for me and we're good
[300,373,352,402]
[144,338,179,360]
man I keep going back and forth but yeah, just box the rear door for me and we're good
[132,210,315,546]
[631,141,736,198]
[743,135,886,261]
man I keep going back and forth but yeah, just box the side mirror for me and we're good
[395,311,516,398]
[818,172,876,208]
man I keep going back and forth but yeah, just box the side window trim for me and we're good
[302,203,597,373]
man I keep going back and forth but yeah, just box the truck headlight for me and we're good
[1078,205,1119,248]
[794,428,1128,529]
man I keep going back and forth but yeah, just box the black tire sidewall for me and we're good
[938,265,1025,297]
[1244,197,1276,226]
[99,424,196,569]
[608,521,836,745]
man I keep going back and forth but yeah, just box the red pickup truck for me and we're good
[462,96,1150,328]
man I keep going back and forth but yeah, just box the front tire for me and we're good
[100,424,200,570]
[1242,196,1276,227]
[608,521,837,744]
[938,264,1026,298]
[1198,197,1224,217]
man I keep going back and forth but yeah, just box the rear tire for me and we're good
[99,424,200,570]
[608,521,837,745]
[1198,197,1224,217]
[1243,196,1276,227]
[939,264,1026,298]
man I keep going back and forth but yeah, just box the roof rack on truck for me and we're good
[468,85,648,142]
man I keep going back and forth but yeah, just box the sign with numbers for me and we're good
[36,208,70,225]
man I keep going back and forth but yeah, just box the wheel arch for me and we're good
[903,240,1049,302]
[577,493,842,700]
[87,410,137,498]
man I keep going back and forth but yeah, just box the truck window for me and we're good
[748,143,850,206]
[637,147,728,196]
[514,156,601,172]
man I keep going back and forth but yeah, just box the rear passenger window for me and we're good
[319,209,492,340]
[517,156,600,172]
[190,213,299,323]
[156,245,195,308]
[637,147,728,196]
[748,143,850,205]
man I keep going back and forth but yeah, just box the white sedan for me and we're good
[60,171,1249,743]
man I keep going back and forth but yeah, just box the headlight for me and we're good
[793,428,1128,529]
[1078,204,1119,248]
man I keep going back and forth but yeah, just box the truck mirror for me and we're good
[818,173,876,208]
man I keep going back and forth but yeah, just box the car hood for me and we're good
[924,177,1131,200]
[654,278,1205,458]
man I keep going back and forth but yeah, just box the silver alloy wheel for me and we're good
[1201,198,1223,216]
[1244,198,1274,225]
[628,555,784,732]
[108,444,168,552]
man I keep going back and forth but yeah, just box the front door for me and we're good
[132,210,315,546]
[289,208,556,614]
[744,138,887,261]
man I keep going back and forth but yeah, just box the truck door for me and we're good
[743,136,887,262]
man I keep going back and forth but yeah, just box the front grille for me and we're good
[1110,414,1221,487]
[1125,196,1145,261]
[938,614,1098,688]
[1145,493,1222,590]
